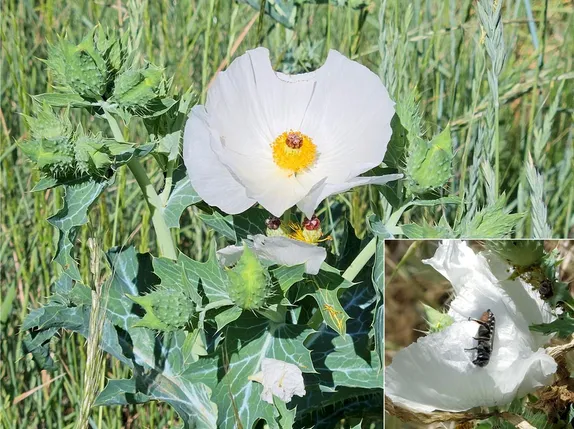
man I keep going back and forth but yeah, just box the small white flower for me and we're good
[385,240,557,413]
[183,47,401,218]
[217,234,326,275]
[248,358,306,404]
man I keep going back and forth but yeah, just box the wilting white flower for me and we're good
[217,234,326,275]
[248,358,306,404]
[385,240,557,413]
[183,47,401,218]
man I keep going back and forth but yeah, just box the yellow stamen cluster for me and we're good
[288,222,330,245]
[271,130,317,175]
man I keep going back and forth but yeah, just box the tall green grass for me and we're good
[1,0,572,427]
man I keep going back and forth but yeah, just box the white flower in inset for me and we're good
[183,47,401,218]
[218,234,326,275]
[248,358,306,404]
[385,240,557,413]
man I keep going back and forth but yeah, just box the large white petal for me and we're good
[297,173,402,218]
[216,235,326,275]
[300,50,395,183]
[423,240,500,293]
[251,235,326,275]
[183,106,256,214]
[385,321,556,413]
[483,251,557,348]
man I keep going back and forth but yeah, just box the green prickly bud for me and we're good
[422,303,454,333]
[128,288,195,332]
[25,103,72,140]
[112,63,165,111]
[485,240,545,267]
[46,28,110,100]
[226,245,270,310]
[20,137,76,179]
[407,125,453,194]
[73,128,113,176]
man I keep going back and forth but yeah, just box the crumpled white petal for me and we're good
[183,47,400,217]
[248,358,306,404]
[386,240,557,413]
[216,234,326,275]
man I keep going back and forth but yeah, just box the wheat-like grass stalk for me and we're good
[525,153,552,239]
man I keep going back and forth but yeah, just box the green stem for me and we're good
[342,237,377,282]
[127,159,177,260]
[103,110,177,260]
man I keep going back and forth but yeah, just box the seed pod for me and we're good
[128,288,195,332]
[226,244,270,310]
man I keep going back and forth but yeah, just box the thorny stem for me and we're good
[103,110,177,260]
[342,237,377,282]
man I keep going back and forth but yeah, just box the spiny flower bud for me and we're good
[226,244,271,310]
[128,288,196,332]
[73,129,113,176]
[112,63,166,113]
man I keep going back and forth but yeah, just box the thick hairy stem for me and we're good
[104,110,177,260]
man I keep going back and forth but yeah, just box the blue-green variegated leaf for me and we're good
[48,179,109,281]
[292,269,354,336]
[185,314,315,429]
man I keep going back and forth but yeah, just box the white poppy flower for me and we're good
[183,47,401,218]
[217,234,326,275]
[385,240,557,413]
[248,358,306,404]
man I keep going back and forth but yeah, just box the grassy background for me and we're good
[1,0,572,427]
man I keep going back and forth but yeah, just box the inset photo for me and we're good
[384,240,574,428]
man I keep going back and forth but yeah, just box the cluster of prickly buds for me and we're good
[46,25,167,113]
[226,245,272,310]
[47,27,128,100]
[20,103,123,180]
[128,288,196,332]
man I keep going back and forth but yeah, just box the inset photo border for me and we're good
[383,240,574,428]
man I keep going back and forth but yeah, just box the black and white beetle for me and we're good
[465,309,495,367]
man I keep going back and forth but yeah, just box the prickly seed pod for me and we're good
[112,63,165,111]
[226,244,271,310]
[485,240,544,267]
[128,288,195,332]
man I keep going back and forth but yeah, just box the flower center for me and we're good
[271,130,317,174]
[288,216,330,245]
